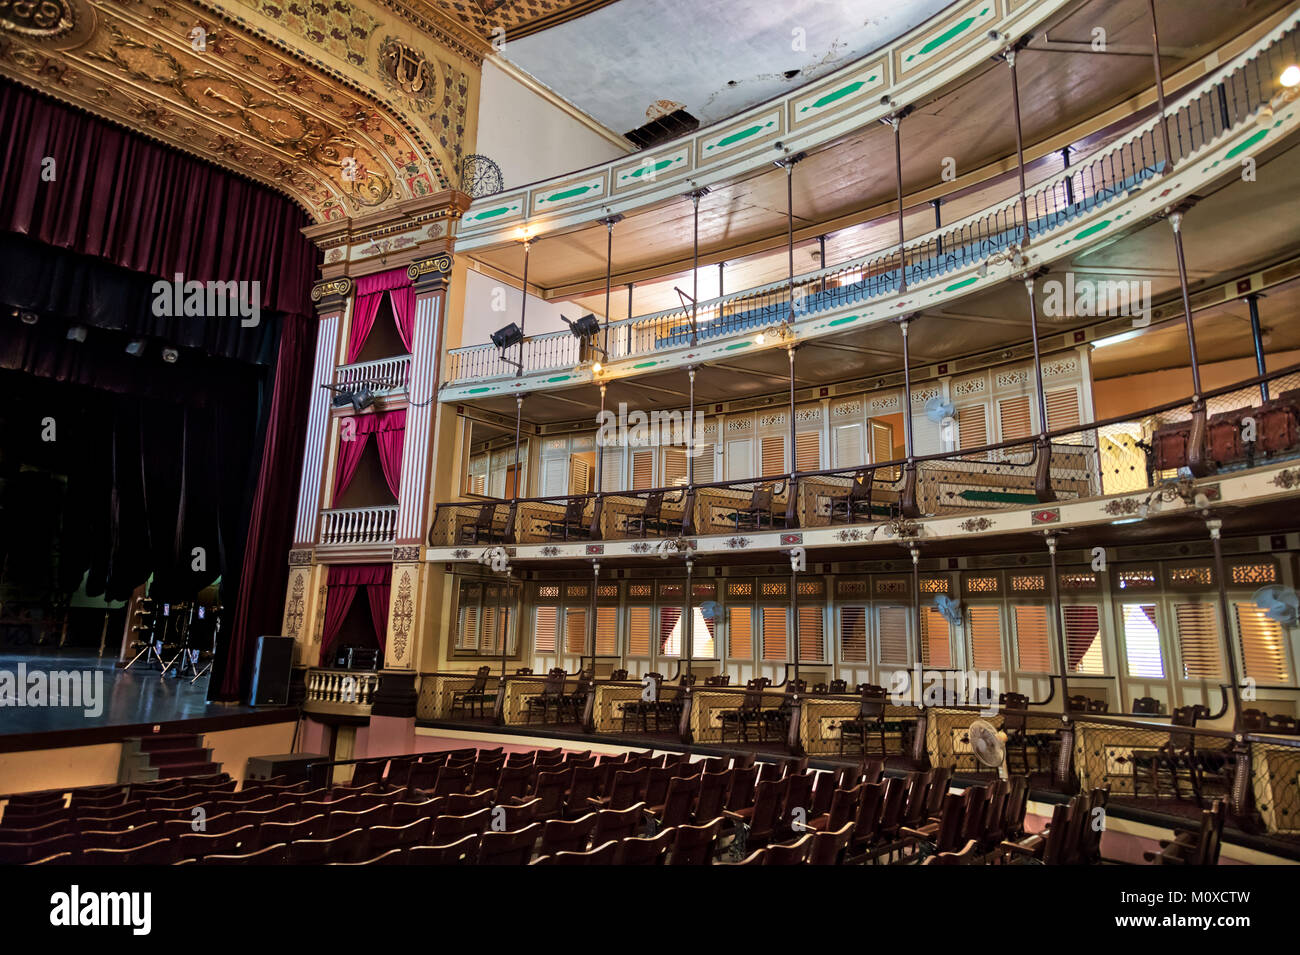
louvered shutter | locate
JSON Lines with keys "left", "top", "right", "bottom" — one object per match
{"left": 1063, "top": 605, "right": 1104, "bottom": 674}
{"left": 967, "top": 606, "right": 1003, "bottom": 670}
{"left": 1174, "top": 603, "right": 1223, "bottom": 679}
{"left": 762, "top": 607, "right": 787, "bottom": 660}
{"left": 877, "top": 607, "right": 910, "bottom": 665}
{"left": 1013, "top": 605, "right": 1051, "bottom": 672}
{"left": 729, "top": 606, "right": 754, "bottom": 659}
{"left": 534, "top": 606, "right": 558, "bottom": 653}
{"left": 1234, "top": 603, "right": 1291, "bottom": 683}
{"left": 840, "top": 606, "right": 868, "bottom": 663}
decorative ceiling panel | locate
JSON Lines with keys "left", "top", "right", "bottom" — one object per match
{"left": 409, "top": 0, "right": 618, "bottom": 42}
{"left": 0, "top": 0, "right": 478, "bottom": 222}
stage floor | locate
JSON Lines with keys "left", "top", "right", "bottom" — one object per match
{"left": 0, "top": 651, "right": 258, "bottom": 738}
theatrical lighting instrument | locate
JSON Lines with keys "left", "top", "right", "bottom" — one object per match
{"left": 561, "top": 312, "right": 601, "bottom": 340}
{"left": 162, "top": 347, "right": 180, "bottom": 363}
{"left": 125, "top": 339, "right": 148, "bottom": 356}
{"left": 66, "top": 325, "right": 88, "bottom": 342}
{"left": 490, "top": 322, "right": 523, "bottom": 350}
{"left": 20, "top": 310, "right": 38, "bottom": 325}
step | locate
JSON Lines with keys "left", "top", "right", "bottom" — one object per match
{"left": 135, "top": 734, "right": 204, "bottom": 753}
{"left": 145, "top": 747, "right": 212, "bottom": 767}
{"left": 155, "top": 761, "right": 221, "bottom": 779}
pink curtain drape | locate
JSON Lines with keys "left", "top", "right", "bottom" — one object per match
{"left": 320, "top": 564, "right": 392, "bottom": 664}
{"left": 374, "top": 408, "right": 406, "bottom": 499}
{"left": 389, "top": 284, "right": 417, "bottom": 352}
{"left": 347, "top": 268, "right": 415, "bottom": 363}
{"left": 333, "top": 409, "right": 406, "bottom": 500}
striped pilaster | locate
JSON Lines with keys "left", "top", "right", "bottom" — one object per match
{"left": 396, "top": 291, "right": 442, "bottom": 543}
{"left": 293, "top": 310, "right": 341, "bottom": 546}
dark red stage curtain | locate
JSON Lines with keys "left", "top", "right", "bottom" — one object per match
{"left": 319, "top": 564, "right": 392, "bottom": 665}
{"left": 0, "top": 81, "right": 321, "bottom": 703}
{"left": 0, "top": 82, "right": 316, "bottom": 317}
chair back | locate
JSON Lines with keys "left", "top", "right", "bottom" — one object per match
{"left": 665, "top": 817, "right": 721, "bottom": 865}
{"left": 607, "top": 767, "right": 648, "bottom": 810}
{"left": 592, "top": 802, "right": 646, "bottom": 844}
{"left": 642, "top": 491, "right": 663, "bottom": 520}
{"left": 659, "top": 775, "right": 701, "bottom": 828}
{"left": 1131, "top": 696, "right": 1164, "bottom": 715}
{"left": 808, "top": 822, "right": 855, "bottom": 865}
{"left": 857, "top": 684, "right": 887, "bottom": 720}
{"left": 617, "top": 828, "right": 672, "bottom": 865}
{"left": 763, "top": 832, "right": 813, "bottom": 865}
{"left": 541, "top": 814, "right": 597, "bottom": 855}
{"left": 828, "top": 679, "right": 848, "bottom": 694}
{"left": 705, "top": 675, "right": 731, "bottom": 686}
{"left": 473, "top": 503, "right": 496, "bottom": 530}
{"left": 725, "top": 765, "right": 758, "bottom": 811}
{"left": 750, "top": 484, "right": 773, "bottom": 510}
{"left": 478, "top": 821, "right": 538, "bottom": 867}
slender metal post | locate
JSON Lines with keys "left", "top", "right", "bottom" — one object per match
{"left": 1045, "top": 534, "right": 1071, "bottom": 706}
{"left": 516, "top": 239, "right": 531, "bottom": 376}
{"left": 691, "top": 190, "right": 702, "bottom": 346}
{"left": 791, "top": 562, "right": 800, "bottom": 684}
{"left": 687, "top": 367, "right": 697, "bottom": 490}
{"left": 788, "top": 346, "right": 797, "bottom": 473}
{"left": 589, "top": 560, "right": 599, "bottom": 670}
{"left": 1206, "top": 519, "right": 1245, "bottom": 732}
{"left": 892, "top": 115, "right": 907, "bottom": 293}
{"left": 909, "top": 544, "right": 922, "bottom": 698}
{"left": 718, "top": 261, "right": 725, "bottom": 299}
{"left": 1169, "top": 210, "right": 1210, "bottom": 475}
{"left": 511, "top": 395, "right": 523, "bottom": 496}
{"left": 1061, "top": 147, "right": 1075, "bottom": 205}
{"left": 899, "top": 318, "right": 920, "bottom": 517}
{"left": 930, "top": 201, "right": 942, "bottom": 256}
{"left": 1246, "top": 293, "right": 1269, "bottom": 402}
{"left": 1147, "top": 0, "right": 1176, "bottom": 171}
{"left": 594, "top": 383, "right": 607, "bottom": 493}
{"left": 627, "top": 283, "right": 634, "bottom": 322}
{"left": 1006, "top": 48, "right": 1032, "bottom": 246}
{"left": 684, "top": 557, "right": 694, "bottom": 678}
{"left": 599, "top": 214, "right": 622, "bottom": 360}
{"left": 501, "top": 567, "right": 511, "bottom": 687}
{"left": 786, "top": 161, "right": 796, "bottom": 320}
{"left": 818, "top": 235, "right": 827, "bottom": 292}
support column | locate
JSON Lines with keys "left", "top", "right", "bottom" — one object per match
{"left": 898, "top": 318, "right": 921, "bottom": 518}
{"left": 1246, "top": 293, "right": 1269, "bottom": 402}
{"left": 394, "top": 255, "right": 453, "bottom": 550}
{"left": 292, "top": 279, "right": 349, "bottom": 546}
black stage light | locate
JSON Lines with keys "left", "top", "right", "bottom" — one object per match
{"left": 563, "top": 313, "right": 601, "bottom": 340}
{"left": 350, "top": 387, "right": 375, "bottom": 413}
{"left": 491, "top": 323, "right": 523, "bottom": 350}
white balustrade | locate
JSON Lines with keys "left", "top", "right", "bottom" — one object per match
{"left": 319, "top": 505, "right": 398, "bottom": 546}
{"left": 335, "top": 355, "right": 411, "bottom": 396}
{"left": 305, "top": 668, "right": 381, "bottom": 708}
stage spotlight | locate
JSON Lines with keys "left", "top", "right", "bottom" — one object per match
{"left": 349, "top": 387, "right": 374, "bottom": 413}
{"left": 125, "top": 339, "right": 148, "bottom": 356}
{"left": 162, "top": 347, "right": 179, "bottom": 363}
{"left": 19, "top": 310, "right": 38, "bottom": 325}
{"left": 66, "top": 325, "right": 88, "bottom": 342}
{"left": 562, "top": 313, "right": 601, "bottom": 340}
{"left": 490, "top": 323, "right": 523, "bottom": 350}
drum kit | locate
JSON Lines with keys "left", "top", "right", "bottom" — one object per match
{"left": 125, "top": 596, "right": 220, "bottom": 682}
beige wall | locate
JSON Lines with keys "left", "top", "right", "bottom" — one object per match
{"left": 0, "top": 720, "right": 297, "bottom": 799}
{"left": 1092, "top": 350, "right": 1300, "bottom": 420}
{"left": 0, "top": 744, "right": 121, "bottom": 798}
{"left": 476, "top": 59, "right": 628, "bottom": 190}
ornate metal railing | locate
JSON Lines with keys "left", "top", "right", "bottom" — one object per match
{"left": 429, "top": 364, "right": 1300, "bottom": 547}
{"left": 442, "top": 23, "right": 1300, "bottom": 387}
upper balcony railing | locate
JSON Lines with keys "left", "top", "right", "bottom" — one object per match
{"left": 443, "top": 22, "right": 1299, "bottom": 389}
{"left": 335, "top": 355, "right": 411, "bottom": 397}
{"left": 320, "top": 505, "right": 398, "bottom": 547}
{"left": 429, "top": 364, "right": 1300, "bottom": 549}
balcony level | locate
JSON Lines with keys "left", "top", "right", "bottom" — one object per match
{"left": 442, "top": 12, "right": 1300, "bottom": 415}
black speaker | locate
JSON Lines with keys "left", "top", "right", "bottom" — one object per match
{"left": 249, "top": 636, "right": 295, "bottom": 706}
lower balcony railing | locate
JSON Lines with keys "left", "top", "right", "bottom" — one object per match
{"left": 304, "top": 667, "right": 382, "bottom": 716}
{"left": 430, "top": 365, "right": 1300, "bottom": 549}
{"left": 321, "top": 505, "right": 398, "bottom": 547}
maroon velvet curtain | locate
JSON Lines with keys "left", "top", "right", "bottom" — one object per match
{"left": 333, "top": 409, "right": 405, "bottom": 500}
{"left": 0, "top": 81, "right": 321, "bottom": 703}
{"left": 347, "top": 268, "right": 415, "bottom": 362}
{"left": 320, "top": 564, "right": 392, "bottom": 664}
{"left": 366, "top": 574, "right": 391, "bottom": 653}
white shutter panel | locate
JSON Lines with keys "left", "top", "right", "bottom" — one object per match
{"left": 833, "top": 423, "right": 864, "bottom": 468}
